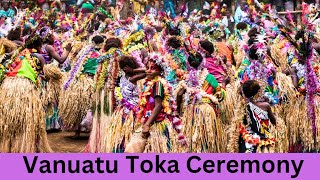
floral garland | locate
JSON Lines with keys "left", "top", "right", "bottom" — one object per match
{"left": 164, "top": 53, "right": 187, "bottom": 80}
{"left": 64, "top": 46, "right": 93, "bottom": 90}
{"left": 0, "top": 63, "right": 5, "bottom": 83}
{"left": 123, "top": 30, "right": 145, "bottom": 50}
{"left": 248, "top": 60, "right": 272, "bottom": 81}
{"left": 96, "top": 48, "right": 122, "bottom": 91}
{"left": 53, "top": 39, "right": 63, "bottom": 56}
{"left": 97, "top": 7, "right": 114, "bottom": 20}
{"left": 126, "top": 43, "right": 146, "bottom": 54}
{"left": 10, "top": 49, "right": 40, "bottom": 73}
{"left": 305, "top": 49, "right": 318, "bottom": 136}
{"left": 170, "top": 49, "right": 187, "bottom": 71}
{"left": 239, "top": 123, "right": 276, "bottom": 147}
{"left": 137, "top": 76, "right": 186, "bottom": 144}
{"left": 177, "top": 69, "right": 219, "bottom": 106}
{"left": 114, "top": 87, "right": 136, "bottom": 113}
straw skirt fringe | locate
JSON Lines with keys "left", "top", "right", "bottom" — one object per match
{"left": 41, "top": 64, "right": 65, "bottom": 130}
{"left": 220, "top": 81, "right": 241, "bottom": 125}
{"left": 58, "top": 75, "right": 94, "bottom": 129}
{"left": 104, "top": 107, "right": 135, "bottom": 153}
{"left": 126, "top": 120, "right": 174, "bottom": 153}
{"left": 86, "top": 89, "right": 112, "bottom": 152}
{"left": 269, "top": 116, "right": 289, "bottom": 153}
{"left": 0, "top": 77, "right": 52, "bottom": 152}
{"left": 182, "top": 103, "right": 226, "bottom": 153}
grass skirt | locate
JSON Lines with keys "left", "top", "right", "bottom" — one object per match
{"left": 270, "top": 44, "right": 288, "bottom": 70}
{"left": 0, "top": 77, "right": 52, "bottom": 152}
{"left": 220, "top": 81, "right": 241, "bottom": 125}
{"left": 227, "top": 102, "right": 285, "bottom": 153}
{"left": 59, "top": 75, "right": 94, "bottom": 130}
{"left": 104, "top": 107, "right": 135, "bottom": 153}
{"left": 125, "top": 120, "right": 174, "bottom": 153}
{"left": 85, "top": 89, "right": 111, "bottom": 152}
{"left": 41, "top": 64, "right": 65, "bottom": 130}
{"left": 182, "top": 103, "right": 227, "bottom": 153}
{"left": 282, "top": 97, "right": 314, "bottom": 151}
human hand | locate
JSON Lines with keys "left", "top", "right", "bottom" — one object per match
{"left": 141, "top": 124, "right": 150, "bottom": 139}
{"left": 65, "top": 43, "right": 72, "bottom": 52}
{"left": 123, "top": 66, "right": 133, "bottom": 74}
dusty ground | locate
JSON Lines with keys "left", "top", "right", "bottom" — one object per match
{"left": 47, "top": 131, "right": 90, "bottom": 153}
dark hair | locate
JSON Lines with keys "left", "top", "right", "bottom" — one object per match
{"left": 242, "top": 80, "right": 260, "bottom": 98}
{"left": 22, "top": 26, "right": 31, "bottom": 37}
{"left": 200, "top": 40, "right": 214, "bottom": 54}
{"left": 247, "top": 28, "right": 258, "bottom": 38}
{"left": 236, "top": 22, "right": 248, "bottom": 30}
{"left": 295, "top": 30, "right": 304, "bottom": 41}
{"left": 92, "top": 35, "right": 105, "bottom": 44}
{"left": 25, "top": 35, "right": 43, "bottom": 50}
{"left": 188, "top": 52, "right": 203, "bottom": 69}
{"left": 119, "top": 55, "right": 139, "bottom": 70}
{"left": 199, "top": 16, "right": 209, "bottom": 22}
{"left": 39, "top": 28, "right": 54, "bottom": 45}
{"left": 104, "top": 38, "right": 122, "bottom": 51}
{"left": 167, "top": 36, "right": 182, "bottom": 49}
{"left": 247, "top": 36, "right": 257, "bottom": 46}
{"left": 248, "top": 45, "right": 259, "bottom": 60}
{"left": 144, "top": 27, "right": 156, "bottom": 37}
{"left": 166, "top": 25, "right": 180, "bottom": 36}
{"left": 7, "top": 27, "right": 21, "bottom": 41}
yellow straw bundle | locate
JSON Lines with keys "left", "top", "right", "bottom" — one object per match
{"left": 0, "top": 77, "right": 52, "bottom": 152}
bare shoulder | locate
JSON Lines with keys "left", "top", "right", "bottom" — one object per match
{"left": 255, "top": 102, "right": 270, "bottom": 111}
{"left": 45, "top": 44, "right": 54, "bottom": 51}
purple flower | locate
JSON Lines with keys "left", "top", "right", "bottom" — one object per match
{"left": 149, "top": 97, "right": 154, "bottom": 104}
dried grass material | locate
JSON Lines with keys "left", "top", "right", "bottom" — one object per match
{"left": 68, "top": 41, "right": 85, "bottom": 65}
{"left": 0, "top": 38, "right": 18, "bottom": 54}
{"left": 283, "top": 97, "right": 314, "bottom": 151}
{"left": 275, "top": 72, "right": 297, "bottom": 122}
{"left": 270, "top": 44, "right": 288, "bottom": 70}
{"left": 58, "top": 75, "right": 94, "bottom": 129}
{"left": 104, "top": 107, "right": 135, "bottom": 152}
{"left": 0, "top": 77, "right": 52, "bottom": 152}
{"left": 276, "top": 72, "right": 296, "bottom": 99}
{"left": 220, "top": 80, "right": 241, "bottom": 125}
{"left": 227, "top": 100, "right": 245, "bottom": 153}
{"left": 42, "top": 64, "right": 64, "bottom": 106}
{"left": 234, "top": 50, "right": 245, "bottom": 69}
{"left": 86, "top": 89, "right": 113, "bottom": 153}
{"left": 269, "top": 116, "right": 289, "bottom": 153}
{"left": 126, "top": 120, "right": 174, "bottom": 153}
{"left": 182, "top": 103, "right": 226, "bottom": 153}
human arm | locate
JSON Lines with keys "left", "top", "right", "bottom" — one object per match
{"left": 176, "top": 88, "right": 186, "bottom": 115}
{"left": 32, "top": 53, "right": 45, "bottom": 70}
{"left": 290, "top": 67, "right": 299, "bottom": 89}
{"left": 267, "top": 104, "right": 276, "bottom": 126}
{"left": 129, "top": 72, "right": 146, "bottom": 84}
{"left": 141, "top": 96, "right": 163, "bottom": 138}
{"left": 123, "top": 66, "right": 146, "bottom": 74}
{"left": 45, "top": 43, "right": 72, "bottom": 64}
{"left": 141, "top": 81, "right": 164, "bottom": 138}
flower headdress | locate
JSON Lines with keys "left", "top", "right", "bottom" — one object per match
{"left": 123, "top": 30, "right": 146, "bottom": 53}
{"left": 277, "top": 11, "right": 319, "bottom": 135}
{"left": 251, "top": 33, "right": 268, "bottom": 60}
{"left": 97, "top": 7, "right": 114, "bottom": 20}
{"left": 37, "top": 26, "right": 52, "bottom": 40}
{"left": 147, "top": 52, "right": 170, "bottom": 73}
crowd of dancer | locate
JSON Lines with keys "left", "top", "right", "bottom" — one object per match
{"left": 0, "top": 0, "right": 320, "bottom": 153}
